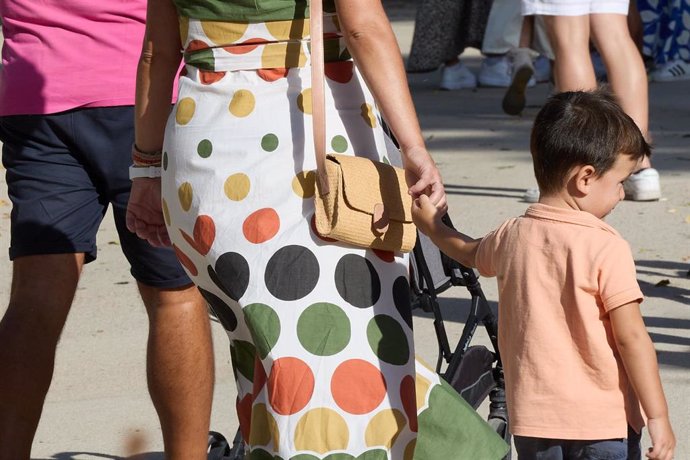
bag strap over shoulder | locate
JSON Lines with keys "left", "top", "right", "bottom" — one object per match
{"left": 310, "top": 0, "right": 329, "bottom": 195}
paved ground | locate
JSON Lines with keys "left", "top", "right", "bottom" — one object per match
{"left": 0, "top": 3, "right": 688, "bottom": 459}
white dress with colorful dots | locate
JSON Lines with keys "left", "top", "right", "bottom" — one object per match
{"left": 162, "top": 5, "right": 508, "bottom": 459}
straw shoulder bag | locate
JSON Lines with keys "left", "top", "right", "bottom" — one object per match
{"left": 310, "top": 1, "right": 416, "bottom": 253}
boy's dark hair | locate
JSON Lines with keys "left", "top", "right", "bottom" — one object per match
{"left": 530, "top": 88, "right": 651, "bottom": 195}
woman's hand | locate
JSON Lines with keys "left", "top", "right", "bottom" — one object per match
{"left": 126, "top": 178, "right": 171, "bottom": 248}
{"left": 402, "top": 145, "right": 447, "bottom": 213}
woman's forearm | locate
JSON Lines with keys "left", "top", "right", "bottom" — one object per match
{"left": 335, "top": 0, "right": 425, "bottom": 154}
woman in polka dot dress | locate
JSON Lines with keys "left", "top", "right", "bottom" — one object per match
{"left": 129, "top": 0, "right": 509, "bottom": 458}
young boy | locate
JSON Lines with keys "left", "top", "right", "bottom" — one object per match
{"left": 412, "top": 89, "right": 675, "bottom": 460}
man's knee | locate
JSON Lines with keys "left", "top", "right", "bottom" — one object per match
{"left": 138, "top": 283, "right": 206, "bottom": 314}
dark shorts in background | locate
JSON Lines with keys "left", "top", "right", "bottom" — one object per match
{"left": 0, "top": 106, "right": 191, "bottom": 289}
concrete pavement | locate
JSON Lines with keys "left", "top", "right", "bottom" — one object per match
{"left": 0, "top": 2, "right": 687, "bottom": 458}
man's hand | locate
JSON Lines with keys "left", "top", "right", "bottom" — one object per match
{"left": 126, "top": 177, "right": 171, "bottom": 247}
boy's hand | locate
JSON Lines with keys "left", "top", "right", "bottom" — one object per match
{"left": 412, "top": 194, "right": 444, "bottom": 236}
{"left": 646, "top": 416, "right": 675, "bottom": 460}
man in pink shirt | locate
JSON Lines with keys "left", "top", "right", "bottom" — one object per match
{"left": 412, "top": 89, "right": 675, "bottom": 459}
{"left": 0, "top": 1, "right": 213, "bottom": 458}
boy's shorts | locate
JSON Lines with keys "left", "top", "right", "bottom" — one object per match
{"left": 0, "top": 106, "right": 191, "bottom": 289}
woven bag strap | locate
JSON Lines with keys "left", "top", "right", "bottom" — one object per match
{"left": 309, "top": 0, "right": 329, "bottom": 194}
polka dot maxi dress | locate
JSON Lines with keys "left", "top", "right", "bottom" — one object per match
{"left": 163, "top": 3, "right": 508, "bottom": 459}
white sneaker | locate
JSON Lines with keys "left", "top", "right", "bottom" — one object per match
{"left": 479, "top": 55, "right": 537, "bottom": 88}
{"left": 651, "top": 59, "right": 690, "bottom": 82}
{"left": 440, "top": 61, "right": 477, "bottom": 90}
{"left": 523, "top": 187, "right": 539, "bottom": 203}
{"left": 502, "top": 48, "right": 536, "bottom": 115}
{"left": 624, "top": 168, "right": 661, "bottom": 201}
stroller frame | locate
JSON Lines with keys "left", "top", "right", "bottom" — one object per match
{"left": 409, "top": 216, "right": 510, "bottom": 455}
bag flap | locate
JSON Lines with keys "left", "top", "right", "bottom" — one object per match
{"left": 329, "top": 154, "right": 412, "bottom": 222}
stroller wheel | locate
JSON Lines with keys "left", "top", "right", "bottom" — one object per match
{"left": 207, "top": 431, "right": 231, "bottom": 459}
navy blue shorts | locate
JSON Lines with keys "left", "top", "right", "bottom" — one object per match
{"left": 514, "top": 425, "right": 642, "bottom": 460}
{"left": 0, "top": 106, "right": 191, "bottom": 289}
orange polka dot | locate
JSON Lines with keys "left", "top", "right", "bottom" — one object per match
{"left": 185, "top": 39, "right": 211, "bottom": 53}
{"left": 200, "top": 70, "right": 226, "bottom": 85}
{"left": 223, "top": 38, "right": 267, "bottom": 54}
{"left": 267, "top": 357, "right": 314, "bottom": 415}
{"left": 257, "top": 68, "right": 290, "bottom": 82}
{"left": 331, "top": 359, "right": 387, "bottom": 414}
{"left": 325, "top": 61, "right": 354, "bottom": 84}
{"left": 173, "top": 244, "right": 198, "bottom": 277}
{"left": 400, "top": 375, "right": 418, "bottom": 432}
{"left": 373, "top": 249, "right": 395, "bottom": 263}
{"left": 236, "top": 393, "right": 253, "bottom": 443}
{"left": 180, "top": 215, "right": 215, "bottom": 255}
{"left": 243, "top": 208, "right": 280, "bottom": 244}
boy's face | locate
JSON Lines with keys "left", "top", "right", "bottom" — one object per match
{"left": 582, "top": 154, "right": 640, "bottom": 219}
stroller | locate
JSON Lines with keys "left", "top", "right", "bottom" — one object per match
{"left": 207, "top": 218, "right": 511, "bottom": 459}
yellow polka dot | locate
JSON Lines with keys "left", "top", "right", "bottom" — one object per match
{"left": 265, "top": 19, "right": 309, "bottom": 40}
{"left": 200, "top": 20, "right": 248, "bottom": 46}
{"left": 229, "top": 90, "right": 255, "bottom": 118}
{"left": 297, "top": 88, "right": 312, "bottom": 115}
{"left": 162, "top": 199, "right": 171, "bottom": 226}
{"left": 224, "top": 173, "right": 251, "bottom": 201}
{"left": 360, "top": 103, "right": 377, "bottom": 128}
{"left": 294, "top": 408, "right": 349, "bottom": 454}
{"left": 291, "top": 171, "right": 315, "bottom": 198}
{"left": 415, "top": 373, "right": 432, "bottom": 410}
{"left": 176, "top": 98, "right": 196, "bottom": 125}
{"left": 248, "top": 403, "right": 280, "bottom": 450}
{"left": 365, "top": 409, "right": 406, "bottom": 448}
{"left": 178, "top": 16, "right": 189, "bottom": 46}
{"left": 178, "top": 182, "right": 193, "bottom": 212}
{"left": 404, "top": 439, "right": 416, "bottom": 460}
{"left": 261, "top": 42, "right": 307, "bottom": 70}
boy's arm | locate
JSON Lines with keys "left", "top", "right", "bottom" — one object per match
{"left": 412, "top": 195, "right": 482, "bottom": 268}
{"left": 609, "top": 302, "right": 675, "bottom": 460}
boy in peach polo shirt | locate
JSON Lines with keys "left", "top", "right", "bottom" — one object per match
{"left": 412, "top": 89, "right": 675, "bottom": 460}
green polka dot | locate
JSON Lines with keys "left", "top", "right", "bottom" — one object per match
{"left": 331, "top": 135, "right": 348, "bottom": 153}
{"left": 163, "top": 152, "right": 168, "bottom": 170}
{"left": 291, "top": 456, "right": 320, "bottom": 460}
{"left": 297, "top": 303, "right": 350, "bottom": 356}
{"left": 323, "top": 455, "right": 354, "bottom": 460}
{"left": 243, "top": 303, "right": 280, "bottom": 359}
{"left": 197, "top": 139, "right": 213, "bottom": 158}
{"left": 230, "top": 339, "right": 256, "bottom": 381}
{"left": 382, "top": 156, "right": 390, "bottom": 165}
{"left": 366, "top": 315, "right": 409, "bottom": 365}
{"left": 261, "top": 133, "right": 279, "bottom": 152}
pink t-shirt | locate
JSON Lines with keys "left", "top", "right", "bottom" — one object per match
{"left": 476, "top": 204, "right": 645, "bottom": 440}
{"left": 0, "top": 0, "right": 147, "bottom": 115}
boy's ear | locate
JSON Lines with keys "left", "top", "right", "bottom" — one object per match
{"left": 573, "top": 165, "right": 597, "bottom": 195}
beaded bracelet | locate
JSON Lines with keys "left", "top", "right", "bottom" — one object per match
{"left": 132, "top": 143, "right": 163, "bottom": 167}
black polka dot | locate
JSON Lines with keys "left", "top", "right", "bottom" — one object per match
{"left": 265, "top": 245, "right": 319, "bottom": 301}
{"left": 199, "top": 288, "right": 238, "bottom": 332}
{"left": 334, "top": 254, "right": 381, "bottom": 308}
{"left": 208, "top": 252, "right": 250, "bottom": 301}
{"left": 393, "top": 276, "right": 413, "bottom": 329}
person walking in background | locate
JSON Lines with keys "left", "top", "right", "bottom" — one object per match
{"left": 127, "top": 0, "right": 509, "bottom": 458}
{"left": 638, "top": 0, "right": 690, "bottom": 82}
{"left": 522, "top": 0, "right": 662, "bottom": 201}
{"left": 480, "top": 0, "right": 554, "bottom": 114}
{"left": 407, "top": 0, "right": 493, "bottom": 90}
{"left": 0, "top": 1, "right": 214, "bottom": 458}
{"left": 413, "top": 89, "right": 676, "bottom": 460}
